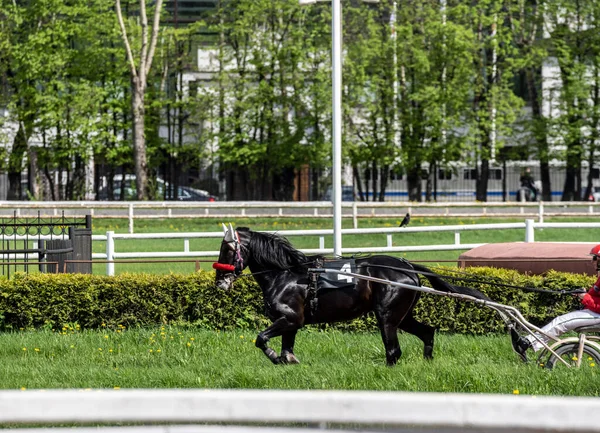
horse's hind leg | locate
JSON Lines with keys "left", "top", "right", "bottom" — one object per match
{"left": 280, "top": 330, "right": 300, "bottom": 364}
{"left": 399, "top": 313, "right": 435, "bottom": 360}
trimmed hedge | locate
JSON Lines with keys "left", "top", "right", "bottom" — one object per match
{"left": 0, "top": 268, "right": 592, "bottom": 334}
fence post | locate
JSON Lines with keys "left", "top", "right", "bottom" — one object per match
{"left": 525, "top": 219, "right": 535, "bottom": 243}
{"left": 352, "top": 202, "right": 358, "bottom": 229}
{"left": 454, "top": 232, "right": 461, "bottom": 245}
{"left": 538, "top": 201, "right": 544, "bottom": 223}
{"left": 128, "top": 204, "right": 134, "bottom": 234}
{"left": 106, "top": 231, "right": 115, "bottom": 276}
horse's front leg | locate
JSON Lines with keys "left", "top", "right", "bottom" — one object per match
{"left": 255, "top": 317, "right": 298, "bottom": 364}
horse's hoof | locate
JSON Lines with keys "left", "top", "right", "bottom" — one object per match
{"left": 283, "top": 353, "right": 300, "bottom": 364}
{"left": 424, "top": 346, "right": 434, "bottom": 360}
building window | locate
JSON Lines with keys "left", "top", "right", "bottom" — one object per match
{"left": 491, "top": 168, "right": 503, "bottom": 180}
{"left": 438, "top": 169, "right": 452, "bottom": 180}
{"left": 464, "top": 169, "right": 477, "bottom": 180}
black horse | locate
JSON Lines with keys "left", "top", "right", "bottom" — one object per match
{"left": 213, "top": 224, "right": 490, "bottom": 366}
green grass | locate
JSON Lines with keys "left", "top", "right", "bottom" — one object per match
{"left": 2, "top": 326, "right": 598, "bottom": 395}
{"left": 81, "top": 216, "right": 600, "bottom": 275}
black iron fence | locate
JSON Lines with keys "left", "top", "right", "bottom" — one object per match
{"left": 0, "top": 212, "right": 92, "bottom": 277}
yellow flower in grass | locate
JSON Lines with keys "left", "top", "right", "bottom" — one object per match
{"left": 114, "top": 387, "right": 121, "bottom": 390}
{"left": 34, "top": 348, "right": 40, "bottom": 352}
{"left": 591, "top": 363, "right": 596, "bottom": 367}
{"left": 186, "top": 342, "right": 191, "bottom": 347}
{"left": 240, "top": 335, "right": 244, "bottom": 339}
{"left": 22, "top": 347, "right": 26, "bottom": 351}
{"left": 513, "top": 390, "right": 520, "bottom": 395}
{"left": 572, "top": 356, "right": 578, "bottom": 361}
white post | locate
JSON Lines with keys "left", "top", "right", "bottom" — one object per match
{"left": 128, "top": 204, "right": 134, "bottom": 234}
{"left": 454, "top": 232, "right": 460, "bottom": 245}
{"left": 352, "top": 202, "right": 358, "bottom": 229}
{"left": 525, "top": 219, "right": 535, "bottom": 243}
{"left": 332, "top": 0, "right": 342, "bottom": 257}
{"left": 538, "top": 201, "right": 544, "bottom": 223}
{"left": 106, "top": 231, "right": 115, "bottom": 276}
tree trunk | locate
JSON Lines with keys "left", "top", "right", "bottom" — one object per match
{"left": 476, "top": 156, "right": 489, "bottom": 202}
{"left": 407, "top": 163, "right": 422, "bottom": 202}
{"left": 131, "top": 77, "right": 148, "bottom": 200}
{"left": 525, "top": 66, "right": 552, "bottom": 201}
{"left": 8, "top": 123, "right": 29, "bottom": 200}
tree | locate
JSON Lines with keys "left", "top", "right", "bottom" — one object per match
{"left": 214, "top": 0, "right": 317, "bottom": 200}
{"left": 506, "top": 0, "right": 553, "bottom": 201}
{"left": 545, "top": 0, "right": 600, "bottom": 201}
{"left": 115, "top": 0, "right": 164, "bottom": 200}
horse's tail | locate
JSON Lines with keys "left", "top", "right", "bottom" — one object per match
{"left": 409, "top": 262, "right": 491, "bottom": 301}
{"left": 410, "top": 262, "right": 515, "bottom": 329}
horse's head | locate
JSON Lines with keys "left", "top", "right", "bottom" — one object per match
{"left": 213, "top": 223, "right": 246, "bottom": 291}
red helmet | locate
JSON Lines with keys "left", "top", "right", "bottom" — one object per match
{"left": 590, "top": 245, "right": 600, "bottom": 257}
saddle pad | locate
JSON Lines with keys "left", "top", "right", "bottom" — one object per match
{"left": 317, "top": 259, "right": 357, "bottom": 290}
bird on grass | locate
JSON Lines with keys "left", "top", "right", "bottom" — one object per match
{"left": 399, "top": 213, "right": 411, "bottom": 228}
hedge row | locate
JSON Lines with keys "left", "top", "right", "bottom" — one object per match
{"left": 0, "top": 268, "right": 592, "bottom": 334}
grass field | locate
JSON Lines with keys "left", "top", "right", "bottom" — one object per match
{"left": 3, "top": 216, "right": 599, "bottom": 395}
{"left": 83, "top": 216, "right": 600, "bottom": 275}
{"left": 2, "top": 326, "right": 598, "bottom": 395}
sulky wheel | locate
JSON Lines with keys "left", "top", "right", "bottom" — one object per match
{"left": 544, "top": 342, "right": 600, "bottom": 370}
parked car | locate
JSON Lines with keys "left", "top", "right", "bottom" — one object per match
{"left": 97, "top": 175, "right": 217, "bottom": 201}
{"left": 321, "top": 185, "right": 356, "bottom": 202}
{"left": 176, "top": 186, "right": 217, "bottom": 202}
{"left": 589, "top": 186, "right": 600, "bottom": 202}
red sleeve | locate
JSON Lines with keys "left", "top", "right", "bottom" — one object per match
{"left": 582, "top": 289, "right": 600, "bottom": 314}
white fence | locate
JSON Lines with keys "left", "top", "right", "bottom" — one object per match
{"left": 4, "top": 200, "right": 600, "bottom": 233}
{"left": 2, "top": 389, "right": 599, "bottom": 432}
{"left": 92, "top": 219, "right": 600, "bottom": 275}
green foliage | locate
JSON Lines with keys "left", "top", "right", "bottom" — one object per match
{"left": 0, "top": 267, "right": 593, "bottom": 335}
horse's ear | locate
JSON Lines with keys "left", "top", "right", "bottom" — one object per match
{"left": 221, "top": 223, "right": 227, "bottom": 235}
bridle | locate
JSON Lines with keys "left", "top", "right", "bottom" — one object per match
{"left": 213, "top": 224, "right": 244, "bottom": 276}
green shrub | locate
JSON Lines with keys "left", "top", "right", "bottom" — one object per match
{"left": 0, "top": 267, "right": 592, "bottom": 334}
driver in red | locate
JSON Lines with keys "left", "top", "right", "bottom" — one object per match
{"left": 511, "top": 244, "right": 600, "bottom": 362}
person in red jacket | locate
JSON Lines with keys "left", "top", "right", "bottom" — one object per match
{"left": 511, "top": 244, "right": 600, "bottom": 362}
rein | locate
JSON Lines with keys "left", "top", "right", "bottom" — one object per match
{"left": 357, "top": 263, "right": 587, "bottom": 295}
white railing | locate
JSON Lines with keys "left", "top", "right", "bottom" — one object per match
{"left": 92, "top": 219, "right": 600, "bottom": 275}
{"left": 1, "top": 389, "right": 599, "bottom": 432}
{"left": 3, "top": 200, "right": 600, "bottom": 233}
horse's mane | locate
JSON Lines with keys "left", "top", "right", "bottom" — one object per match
{"left": 238, "top": 227, "right": 311, "bottom": 270}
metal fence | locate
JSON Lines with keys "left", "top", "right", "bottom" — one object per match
{"left": 1, "top": 200, "right": 600, "bottom": 234}
{"left": 0, "top": 212, "right": 92, "bottom": 276}
{"left": 92, "top": 219, "right": 599, "bottom": 275}
{"left": 1, "top": 388, "right": 599, "bottom": 432}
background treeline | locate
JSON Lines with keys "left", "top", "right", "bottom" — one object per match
{"left": 0, "top": 0, "right": 599, "bottom": 201}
